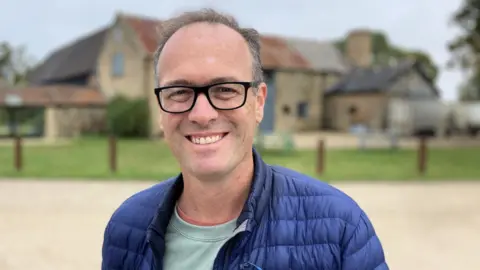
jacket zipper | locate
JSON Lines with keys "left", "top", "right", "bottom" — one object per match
{"left": 223, "top": 242, "right": 232, "bottom": 270}
{"left": 147, "top": 228, "right": 163, "bottom": 270}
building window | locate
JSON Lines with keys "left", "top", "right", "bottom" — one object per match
{"left": 297, "top": 102, "right": 308, "bottom": 118}
{"left": 111, "top": 52, "right": 124, "bottom": 77}
{"left": 348, "top": 105, "right": 358, "bottom": 115}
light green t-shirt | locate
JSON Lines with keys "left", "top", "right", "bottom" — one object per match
{"left": 163, "top": 206, "right": 238, "bottom": 270}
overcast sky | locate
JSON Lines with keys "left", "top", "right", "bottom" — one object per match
{"left": 0, "top": 0, "right": 466, "bottom": 101}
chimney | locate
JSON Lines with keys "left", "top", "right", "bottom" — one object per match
{"left": 345, "top": 29, "right": 372, "bottom": 68}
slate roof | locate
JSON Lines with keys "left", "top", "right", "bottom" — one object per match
{"left": 27, "top": 27, "right": 108, "bottom": 85}
{"left": 0, "top": 85, "right": 107, "bottom": 107}
{"left": 325, "top": 59, "right": 438, "bottom": 95}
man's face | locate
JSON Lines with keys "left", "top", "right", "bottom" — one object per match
{"left": 156, "top": 22, "right": 266, "bottom": 179}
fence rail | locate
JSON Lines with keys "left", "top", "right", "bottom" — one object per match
{"left": 8, "top": 136, "right": 431, "bottom": 176}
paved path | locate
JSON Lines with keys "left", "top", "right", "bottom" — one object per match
{"left": 0, "top": 180, "right": 479, "bottom": 270}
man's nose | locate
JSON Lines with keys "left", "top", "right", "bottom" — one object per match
{"left": 187, "top": 94, "right": 218, "bottom": 126}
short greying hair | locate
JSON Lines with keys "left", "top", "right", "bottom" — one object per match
{"left": 153, "top": 8, "right": 264, "bottom": 88}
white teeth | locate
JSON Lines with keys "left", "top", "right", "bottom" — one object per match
{"left": 191, "top": 135, "right": 223, "bottom": 145}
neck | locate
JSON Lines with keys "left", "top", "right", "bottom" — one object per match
{"left": 177, "top": 151, "right": 254, "bottom": 225}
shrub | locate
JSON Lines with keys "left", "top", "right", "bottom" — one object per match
{"left": 106, "top": 96, "right": 150, "bottom": 138}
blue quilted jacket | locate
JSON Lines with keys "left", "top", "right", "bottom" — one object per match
{"left": 102, "top": 149, "right": 388, "bottom": 269}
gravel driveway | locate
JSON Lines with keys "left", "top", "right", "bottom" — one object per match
{"left": 0, "top": 179, "right": 479, "bottom": 270}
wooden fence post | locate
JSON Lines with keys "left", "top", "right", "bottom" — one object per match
{"left": 418, "top": 136, "right": 427, "bottom": 175}
{"left": 316, "top": 139, "right": 325, "bottom": 175}
{"left": 14, "top": 136, "right": 22, "bottom": 171}
{"left": 109, "top": 135, "right": 117, "bottom": 173}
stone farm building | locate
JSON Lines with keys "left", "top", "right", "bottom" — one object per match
{"left": 0, "top": 12, "right": 443, "bottom": 139}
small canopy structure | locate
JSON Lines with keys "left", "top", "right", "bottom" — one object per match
{"left": 0, "top": 85, "right": 107, "bottom": 138}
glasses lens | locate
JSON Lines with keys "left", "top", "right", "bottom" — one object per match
{"left": 159, "top": 87, "right": 195, "bottom": 112}
{"left": 208, "top": 83, "right": 246, "bottom": 109}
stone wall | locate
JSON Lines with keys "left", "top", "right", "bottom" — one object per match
{"left": 96, "top": 18, "right": 162, "bottom": 137}
{"left": 44, "top": 107, "right": 107, "bottom": 140}
{"left": 273, "top": 71, "right": 341, "bottom": 132}
{"left": 324, "top": 92, "right": 388, "bottom": 132}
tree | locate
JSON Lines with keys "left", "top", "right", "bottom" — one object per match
{"left": 447, "top": 0, "right": 480, "bottom": 100}
{"left": 457, "top": 72, "right": 480, "bottom": 101}
{"left": 334, "top": 31, "right": 439, "bottom": 82}
{"left": 406, "top": 50, "right": 438, "bottom": 81}
{"left": 0, "top": 41, "right": 36, "bottom": 86}
{"left": 370, "top": 32, "right": 391, "bottom": 65}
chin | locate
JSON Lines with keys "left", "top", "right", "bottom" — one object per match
{"left": 188, "top": 161, "right": 231, "bottom": 179}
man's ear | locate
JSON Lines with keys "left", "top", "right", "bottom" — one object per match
{"left": 255, "top": 82, "right": 267, "bottom": 124}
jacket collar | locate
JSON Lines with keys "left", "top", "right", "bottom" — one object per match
{"left": 147, "top": 147, "right": 272, "bottom": 241}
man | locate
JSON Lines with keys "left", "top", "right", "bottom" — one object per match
{"left": 101, "top": 8, "right": 388, "bottom": 270}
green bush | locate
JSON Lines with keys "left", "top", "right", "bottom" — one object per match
{"left": 106, "top": 96, "right": 150, "bottom": 138}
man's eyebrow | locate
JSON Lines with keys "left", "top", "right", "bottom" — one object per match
{"left": 161, "top": 79, "right": 194, "bottom": 87}
{"left": 208, "top": 76, "right": 240, "bottom": 84}
{"left": 161, "top": 76, "right": 242, "bottom": 87}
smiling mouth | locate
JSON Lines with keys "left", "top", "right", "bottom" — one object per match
{"left": 186, "top": 133, "right": 229, "bottom": 145}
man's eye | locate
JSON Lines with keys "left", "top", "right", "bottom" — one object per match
{"left": 166, "top": 88, "right": 193, "bottom": 101}
{"left": 169, "top": 90, "right": 190, "bottom": 97}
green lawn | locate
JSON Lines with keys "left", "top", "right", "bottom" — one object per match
{"left": 0, "top": 137, "right": 479, "bottom": 181}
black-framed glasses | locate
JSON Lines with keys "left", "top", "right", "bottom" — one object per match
{"left": 154, "top": 81, "right": 257, "bottom": 114}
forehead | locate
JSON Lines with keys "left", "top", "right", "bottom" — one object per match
{"left": 157, "top": 22, "right": 253, "bottom": 86}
